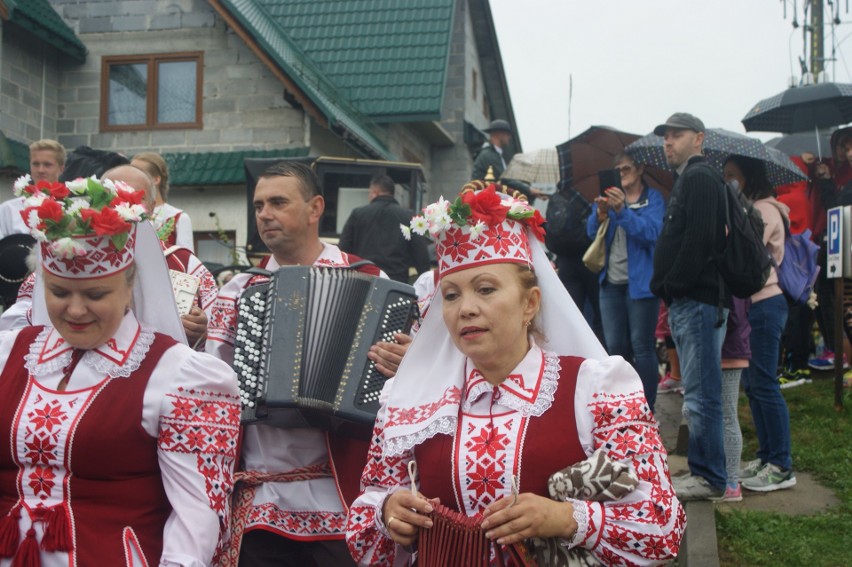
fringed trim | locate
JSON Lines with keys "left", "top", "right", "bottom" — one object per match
{"left": 41, "top": 503, "right": 73, "bottom": 552}
{"left": 15, "top": 527, "right": 40, "bottom": 567}
{"left": 384, "top": 415, "right": 457, "bottom": 457}
{"left": 26, "top": 326, "right": 156, "bottom": 379}
{"left": 0, "top": 503, "right": 21, "bottom": 557}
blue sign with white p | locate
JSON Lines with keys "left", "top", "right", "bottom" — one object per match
{"left": 828, "top": 207, "right": 841, "bottom": 256}
{"left": 827, "top": 207, "right": 844, "bottom": 278}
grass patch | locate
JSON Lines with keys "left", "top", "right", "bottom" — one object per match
{"left": 716, "top": 377, "right": 852, "bottom": 566}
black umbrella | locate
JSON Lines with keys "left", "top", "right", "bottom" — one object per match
{"left": 766, "top": 131, "right": 832, "bottom": 158}
{"left": 742, "top": 82, "right": 852, "bottom": 133}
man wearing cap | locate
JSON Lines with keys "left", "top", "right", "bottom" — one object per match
{"left": 472, "top": 119, "right": 544, "bottom": 201}
{"left": 650, "top": 112, "right": 729, "bottom": 501}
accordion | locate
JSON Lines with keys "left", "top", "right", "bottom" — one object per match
{"left": 233, "top": 266, "right": 418, "bottom": 437}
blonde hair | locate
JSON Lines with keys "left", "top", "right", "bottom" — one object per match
{"left": 514, "top": 264, "right": 544, "bottom": 342}
{"left": 29, "top": 139, "right": 66, "bottom": 166}
{"left": 132, "top": 152, "right": 170, "bottom": 201}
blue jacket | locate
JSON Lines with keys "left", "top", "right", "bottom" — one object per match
{"left": 586, "top": 186, "right": 665, "bottom": 300}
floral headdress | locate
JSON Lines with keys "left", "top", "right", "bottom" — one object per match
{"left": 402, "top": 181, "right": 545, "bottom": 277}
{"left": 15, "top": 174, "right": 148, "bottom": 279}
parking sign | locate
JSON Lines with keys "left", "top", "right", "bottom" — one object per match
{"left": 827, "top": 207, "right": 844, "bottom": 278}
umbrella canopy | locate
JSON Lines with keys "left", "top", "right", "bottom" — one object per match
{"left": 556, "top": 126, "right": 673, "bottom": 202}
{"left": 502, "top": 147, "right": 559, "bottom": 185}
{"left": 742, "top": 82, "right": 852, "bottom": 133}
{"left": 625, "top": 128, "right": 809, "bottom": 187}
{"left": 766, "top": 131, "right": 832, "bottom": 158}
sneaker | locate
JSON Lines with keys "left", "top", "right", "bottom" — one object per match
{"left": 715, "top": 484, "right": 743, "bottom": 502}
{"left": 778, "top": 374, "right": 813, "bottom": 390}
{"left": 808, "top": 351, "right": 850, "bottom": 370}
{"left": 673, "top": 474, "right": 725, "bottom": 501}
{"left": 808, "top": 350, "right": 835, "bottom": 370}
{"left": 739, "top": 458, "right": 764, "bottom": 480}
{"left": 741, "top": 463, "right": 797, "bottom": 492}
{"left": 658, "top": 373, "right": 682, "bottom": 393}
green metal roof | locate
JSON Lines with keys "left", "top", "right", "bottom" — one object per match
{"left": 0, "top": 136, "right": 30, "bottom": 172}
{"left": 255, "top": 0, "right": 453, "bottom": 121}
{"left": 9, "top": 0, "right": 87, "bottom": 64}
{"left": 162, "top": 147, "right": 309, "bottom": 186}
{"left": 212, "top": 0, "right": 395, "bottom": 161}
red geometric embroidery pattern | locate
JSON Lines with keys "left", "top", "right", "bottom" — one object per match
{"left": 246, "top": 504, "right": 346, "bottom": 537}
{"left": 346, "top": 505, "right": 395, "bottom": 565}
{"left": 385, "top": 385, "right": 461, "bottom": 427}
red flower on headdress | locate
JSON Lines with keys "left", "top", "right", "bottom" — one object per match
{"left": 80, "top": 206, "right": 132, "bottom": 237}
{"left": 525, "top": 209, "right": 546, "bottom": 242}
{"left": 36, "top": 199, "right": 64, "bottom": 225}
{"left": 461, "top": 185, "right": 507, "bottom": 226}
{"left": 111, "top": 188, "right": 145, "bottom": 207}
{"left": 36, "top": 180, "right": 70, "bottom": 200}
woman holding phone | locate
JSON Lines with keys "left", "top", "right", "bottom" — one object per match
{"left": 587, "top": 153, "right": 665, "bottom": 411}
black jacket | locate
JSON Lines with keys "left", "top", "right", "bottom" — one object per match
{"left": 651, "top": 156, "right": 729, "bottom": 307}
{"left": 338, "top": 195, "right": 431, "bottom": 283}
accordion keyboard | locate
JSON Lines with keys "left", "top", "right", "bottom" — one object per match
{"left": 233, "top": 284, "right": 269, "bottom": 410}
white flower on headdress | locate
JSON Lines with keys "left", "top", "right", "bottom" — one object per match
{"left": 51, "top": 237, "right": 87, "bottom": 259}
{"left": 65, "top": 177, "right": 89, "bottom": 195}
{"left": 423, "top": 197, "right": 449, "bottom": 222}
{"left": 23, "top": 192, "right": 47, "bottom": 208}
{"left": 400, "top": 223, "right": 412, "bottom": 240}
{"left": 112, "top": 180, "right": 134, "bottom": 193}
{"left": 429, "top": 213, "right": 452, "bottom": 236}
{"left": 115, "top": 203, "right": 146, "bottom": 222}
{"left": 410, "top": 215, "right": 428, "bottom": 236}
{"left": 13, "top": 174, "right": 32, "bottom": 196}
{"left": 25, "top": 209, "right": 41, "bottom": 230}
{"left": 66, "top": 198, "right": 91, "bottom": 216}
{"left": 468, "top": 220, "right": 487, "bottom": 241}
{"left": 508, "top": 200, "right": 530, "bottom": 216}
{"left": 101, "top": 178, "right": 117, "bottom": 194}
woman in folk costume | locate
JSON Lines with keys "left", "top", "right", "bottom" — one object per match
{"left": 345, "top": 182, "right": 684, "bottom": 566}
{"left": 0, "top": 177, "right": 241, "bottom": 566}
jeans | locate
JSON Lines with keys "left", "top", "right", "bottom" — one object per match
{"left": 669, "top": 298, "right": 728, "bottom": 490}
{"left": 599, "top": 282, "right": 660, "bottom": 411}
{"left": 742, "top": 293, "right": 792, "bottom": 470}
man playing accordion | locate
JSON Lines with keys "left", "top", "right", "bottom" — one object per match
{"left": 207, "top": 162, "right": 409, "bottom": 566}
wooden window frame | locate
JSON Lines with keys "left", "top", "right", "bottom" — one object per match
{"left": 100, "top": 52, "right": 203, "bottom": 132}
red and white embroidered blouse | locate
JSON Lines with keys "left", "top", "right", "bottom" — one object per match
{"left": 345, "top": 345, "right": 685, "bottom": 566}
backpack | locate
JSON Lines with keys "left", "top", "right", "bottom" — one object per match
{"left": 544, "top": 188, "right": 592, "bottom": 256}
{"left": 772, "top": 225, "right": 820, "bottom": 304}
{"left": 713, "top": 170, "right": 773, "bottom": 298}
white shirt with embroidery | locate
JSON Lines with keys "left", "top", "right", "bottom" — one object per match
{"left": 0, "top": 313, "right": 241, "bottom": 567}
{"left": 152, "top": 203, "right": 194, "bottom": 252}
{"left": 345, "top": 346, "right": 685, "bottom": 566}
{"left": 206, "top": 243, "right": 384, "bottom": 540}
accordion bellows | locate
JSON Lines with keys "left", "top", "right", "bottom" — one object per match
{"left": 233, "top": 266, "right": 418, "bottom": 437}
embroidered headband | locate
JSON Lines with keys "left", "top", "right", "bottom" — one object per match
{"left": 15, "top": 174, "right": 148, "bottom": 279}
{"left": 402, "top": 181, "right": 545, "bottom": 278}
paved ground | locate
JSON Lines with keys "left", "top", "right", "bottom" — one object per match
{"left": 656, "top": 388, "right": 840, "bottom": 516}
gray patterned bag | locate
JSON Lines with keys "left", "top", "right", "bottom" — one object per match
{"left": 529, "top": 448, "right": 639, "bottom": 566}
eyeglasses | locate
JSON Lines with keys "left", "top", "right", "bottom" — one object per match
{"left": 615, "top": 165, "right": 635, "bottom": 174}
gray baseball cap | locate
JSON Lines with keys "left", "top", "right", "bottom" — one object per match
{"left": 483, "top": 119, "right": 512, "bottom": 134}
{"left": 653, "top": 113, "right": 706, "bottom": 136}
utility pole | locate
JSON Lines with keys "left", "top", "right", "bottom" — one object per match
{"left": 811, "top": 0, "right": 825, "bottom": 81}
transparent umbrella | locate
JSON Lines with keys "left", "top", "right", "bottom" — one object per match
{"left": 503, "top": 147, "right": 560, "bottom": 185}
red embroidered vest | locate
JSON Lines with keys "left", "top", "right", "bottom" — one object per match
{"left": 414, "top": 356, "right": 587, "bottom": 512}
{"left": 0, "top": 326, "right": 177, "bottom": 566}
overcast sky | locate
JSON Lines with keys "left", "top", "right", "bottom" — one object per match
{"left": 490, "top": 0, "right": 852, "bottom": 150}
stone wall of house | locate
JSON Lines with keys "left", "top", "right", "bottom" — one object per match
{"left": 0, "top": 25, "right": 64, "bottom": 146}
{"left": 49, "top": 0, "right": 308, "bottom": 156}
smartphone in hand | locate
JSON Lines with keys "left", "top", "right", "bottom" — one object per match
{"left": 598, "top": 169, "right": 623, "bottom": 196}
